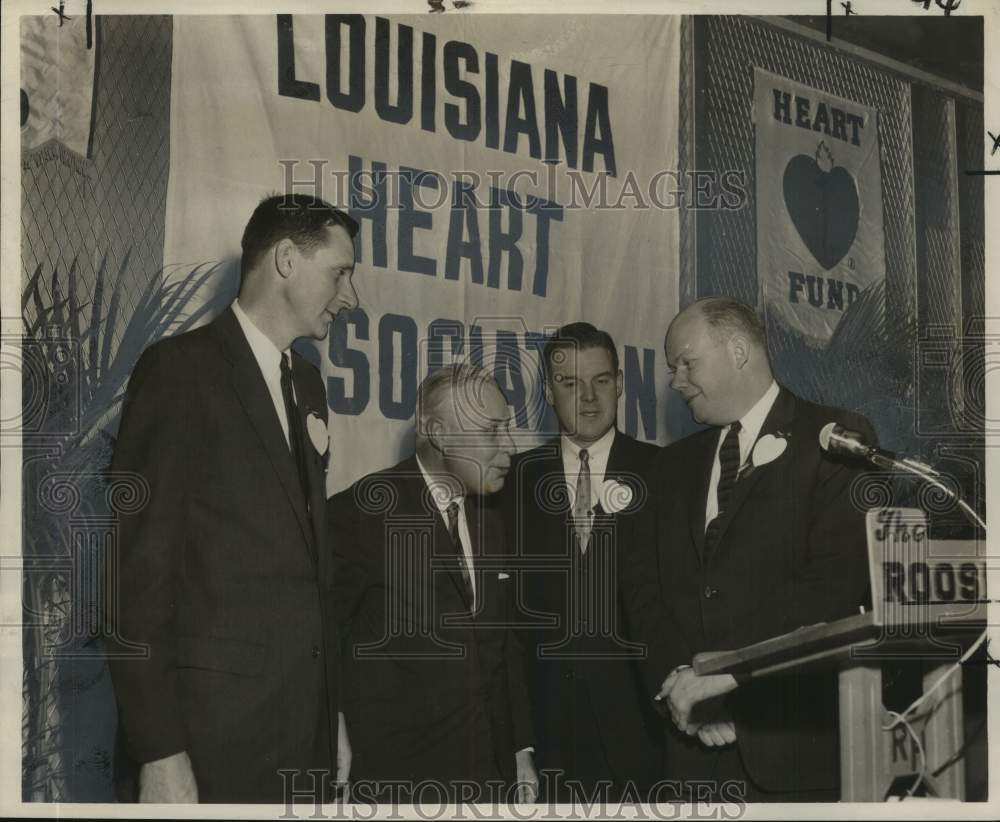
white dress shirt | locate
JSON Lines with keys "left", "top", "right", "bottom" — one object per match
{"left": 232, "top": 299, "right": 292, "bottom": 448}
{"left": 560, "top": 426, "right": 616, "bottom": 511}
{"left": 705, "top": 380, "right": 780, "bottom": 529}
{"left": 416, "top": 455, "right": 477, "bottom": 609}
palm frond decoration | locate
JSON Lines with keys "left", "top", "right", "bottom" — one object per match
{"left": 765, "top": 280, "right": 917, "bottom": 453}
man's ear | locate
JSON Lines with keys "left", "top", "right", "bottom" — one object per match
{"left": 273, "top": 238, "right": 296, "bottom": 280}
{"left": 615, "top": 369, "right": 624, "bottom": 398}
{"left": 729, "top": 334, "right": 750, "bottom": 370}
{"left": 426, "top": 417, "right": 447, "bottom": 455}
{"left": 543, "top": 378, "right": 555, "bottom": 407}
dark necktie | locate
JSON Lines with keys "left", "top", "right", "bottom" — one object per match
{"left": 280, "top": 353, "right": 310, "bottom": 504}
{"left": 573, "top": 448, "right": 593, "bottom": 552}
{"left": 704, "top": 421, "right": 742, "bottom": 554}
{"left": 446, "top": 500, "right": 475, "bottom": 606}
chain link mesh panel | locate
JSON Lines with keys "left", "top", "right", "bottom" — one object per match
{"left": 22, "top": 16, "right": 172, "bottom": 348}
{"left": 956, "top": 101, "right": 985, "bottom": 327}
{"left": 913, "top": 85, "right": 962, "bottom": 436}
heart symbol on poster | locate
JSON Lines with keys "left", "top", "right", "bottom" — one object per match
{"left": 782, "top": 141, "right": 860, "bottom": 271}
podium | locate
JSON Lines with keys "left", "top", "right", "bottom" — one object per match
{"left": 692, "top": 508, "right": 985, "bottom": 802}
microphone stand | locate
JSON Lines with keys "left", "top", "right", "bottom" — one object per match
{"left": 858, "top": 447, "right": 986, "bottom": 533}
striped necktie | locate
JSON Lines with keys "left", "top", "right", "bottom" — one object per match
{"left": 573, "top": 448, "right": 593, "bottom": 552}
{"left": 704, "top": 421, "right": 741, "bottom": 555}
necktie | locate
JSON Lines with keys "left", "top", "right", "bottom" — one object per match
{"left": 445, "top": 501, "right": 475, "bottom": 606}
{"left": 704, "top": 421, "right": 742, "bottom": 555}
{"left": 573, "top": 448, "right": 593, "bottom": 552}
{"left": 280, "top": 353, "right": 310, "bottom": 504}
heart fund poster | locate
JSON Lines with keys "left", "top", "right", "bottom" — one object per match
{"left": 754, "top": 69, "right": 886, "bottom": 345}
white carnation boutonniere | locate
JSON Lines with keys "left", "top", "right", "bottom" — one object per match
{"left": 599, "top": 478, "right": 634, "bottom": 514}
{"left": 749, "top": 433, "right": 788, "bottom": 471}
{"left": 305, "top": 412, "right": 330, "bottom": 457}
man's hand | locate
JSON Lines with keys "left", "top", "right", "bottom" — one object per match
{"left": 695, "top": 719, "right": 737, "bottom": 747}
{"left": 514, "top": 748, "right": 539, "bottom": 805}
{"left": 138, "top": 751, "right": 198, "bottom": 803}
{"left": 657, "top": 668, "right": 738, "bottom": 733}
{"left": 336, "top": 711, "right": 352, "bottom": 790}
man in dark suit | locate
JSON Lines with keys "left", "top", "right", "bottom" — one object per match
{"left": 506, "top": 323, "right": 663, "bottom": 801}
{"left": 107, "top": 195, "right": 359, "bottom": 803}
{"left": 329, "top": 363, "right": 538, "bottom": 805}
{"left": 622, "top": 297, "right": 874, "bottom": 802}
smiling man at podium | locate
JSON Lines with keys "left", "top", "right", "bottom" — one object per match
{"left": 621, "top": 297, "right": 875, "bottom": 802}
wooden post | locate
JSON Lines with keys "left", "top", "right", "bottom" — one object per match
{"left": 839, "top": 664, "right": 884, "bottom": 801}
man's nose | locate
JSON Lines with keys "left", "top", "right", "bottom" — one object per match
{"left": 669, "top": 370, "right": 686, "bottom": 392}
{"left": 339, "top": 278, "right": 359, "bottom": 311}
{"left": 501, "top": 427, "right": 517, "bottom": 455}
{"left": 580, "top": 381, "right": 596, "bottom": 402}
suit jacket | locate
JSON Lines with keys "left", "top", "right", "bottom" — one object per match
{"left": 621, "top": 387, "right": 874, "bottom": 794}
{"left": 107, "top": 308, "right": 339, "bottom": 802}
{"left": 508, "top": 431, "right": 664, "bottom": 794}
{"left": 328, "top": 457, "right": 533, "bottom": 798}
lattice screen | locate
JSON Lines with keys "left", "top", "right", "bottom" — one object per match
{"left": 21, "top": 15, "right": 173, "bottom": 344}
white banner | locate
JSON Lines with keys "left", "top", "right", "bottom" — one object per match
{"left": 754, "top": 68, "right": 886, "bottom": 345}
{"left": 165, "top": 14, "right": 680, "bottom": 493}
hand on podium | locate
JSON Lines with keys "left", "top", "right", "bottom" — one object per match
{"left": 656, "top": 667, "right": 738, "bottom": 733}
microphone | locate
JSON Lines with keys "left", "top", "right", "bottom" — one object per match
{"left": 819, "top": 422, "right": 987, "bottom": 532}
{"left": 818, "top": 423, "right": 898, "bottom": 470}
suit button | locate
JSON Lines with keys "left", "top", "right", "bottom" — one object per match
{"left": 311, "top": 645, "right": 321, "bottom": 658}
{"left": 704, "top": 586, "right": 716, "bottom": 599}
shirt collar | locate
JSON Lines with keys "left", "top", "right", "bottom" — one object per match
{"left": 232, "top": 299, "right": 287, "bottom": 374}
{"left": 561, "top": 425, "right": 616, "bottom": 463}
{"left": 415, "top": 454, "right": 464, "bottom": 514}
{"left": 734, "top": 380, "right": 780, "bottom": 446}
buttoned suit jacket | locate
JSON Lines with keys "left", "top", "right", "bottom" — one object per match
{"left": 328, "top": 457, "right": 533, "bottom": 796}
{"left": 621, "top": 387, "right": 875, "bottom": 794}
{"left": 508, "top": 431, "right": 664, "bottom": 792}
{"left": 107, "top": 307, "right": 339, "bottom": 802}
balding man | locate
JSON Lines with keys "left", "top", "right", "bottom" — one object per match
{"left": 621, "top": 297, "right": 875, "bottom": 802}
{"left": 109, "top": 195, "right": 360, "bottom": 802}
{"left": 329, "top": 363, "right": 537, "bottom": 804}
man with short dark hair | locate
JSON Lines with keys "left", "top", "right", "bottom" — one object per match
{"left": 622, "top": 297, "right": 875, "bottom": 802}
{"left": 506, "top": 322, "right": 663, "bottom": 801}
{"left": 329, "top": 363, "right": 538, "bottom": 804}
{"left": 108, "top": 194, "right": 359, "bottom": 802}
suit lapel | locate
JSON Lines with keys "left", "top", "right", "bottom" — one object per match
{"left": 525, "top": 443, "right": 571, "bottom": 555}
{"left": 212, "top": 309, "right": 315, "bottom": 560}
{"left": 688, "top": 433, "right": 716, "bottom": 561}
{"left": 712, "top": 387, "right": 797, "bottom": 550}
{"left": 459, "top": 496, "right": 480, "bottom": 613}
{"left": 602, "top": 430, "right": 629, "bottom": 487}
{"left": 592, "top": 430, "right": 631, "bottom": 529}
